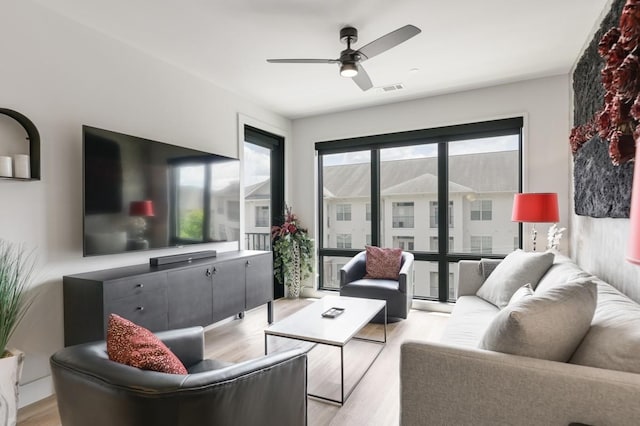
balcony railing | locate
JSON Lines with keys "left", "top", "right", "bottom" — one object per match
{"left": 245, "top": 232, "right": 270, "bottom": 251}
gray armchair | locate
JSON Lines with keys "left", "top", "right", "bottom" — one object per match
{"left": 50, "top": 326, "right": 307, "bottom": 426}
{"left": 340, "top": 251, "right": 414, "bottom": 321}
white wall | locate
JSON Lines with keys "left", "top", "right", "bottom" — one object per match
{"left": 0, "top": 2, "right": 290, "bottom": 406}
{"left": 291, "top": 75, "right": 572, "bottom": 264}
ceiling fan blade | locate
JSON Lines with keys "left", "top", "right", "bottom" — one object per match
{"left": 266, "top": 58, "right": 339, "bottom": 64}
{"left": 352, "top": 63, "right": 373, "bottom": 91}
{"left": 357, "top": 24, "right": 421, "bottom": 61}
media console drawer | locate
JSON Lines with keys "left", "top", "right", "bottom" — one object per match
{"left": 63, "top": 250, "right": 273, "bottom": 346}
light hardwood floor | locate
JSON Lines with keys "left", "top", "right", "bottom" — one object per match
{"left": 17, "top": 297, "right": 449, "bottom": 426}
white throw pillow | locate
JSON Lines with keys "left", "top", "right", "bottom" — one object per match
{"left": 476, "top": 249, "right": 554, "bottom": 308}
{"left": 570, "top": 281, "right": 640, "bottom": 374}
{"left": 508, "top": 283, "right": 533, "bottom": 305}
{"left": 479, "top": 279, "right": 597, "bottom": 362}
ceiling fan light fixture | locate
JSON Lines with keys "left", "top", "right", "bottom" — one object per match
{"left": 340, "top": 62, "right": 358, "bottom": 78}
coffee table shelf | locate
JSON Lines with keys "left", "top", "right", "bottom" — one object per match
{"left": 264, "top": 295, "right": 386, "bottom": 405}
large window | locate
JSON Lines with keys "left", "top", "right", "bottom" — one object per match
{"left": 317, "top": 117, "right": 522, "bottom": 300}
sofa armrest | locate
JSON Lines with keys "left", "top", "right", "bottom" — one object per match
{"left": 156, "top": 326, "right": 204, "bottom": 368}
{"left": 340, "top": 251, "right": 366, "bottom": 287}
{"left": 400, "top": 341, "right": 640, "bottom": 426}
{"left": 457, "top": 260, "right": 486, "bottom": 297}
{"left": 398, "top": 252, "right": 414, "bottom": 294}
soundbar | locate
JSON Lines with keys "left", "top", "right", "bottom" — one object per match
{"left": 150, "top": 250, "right": 217, "bottom": 266}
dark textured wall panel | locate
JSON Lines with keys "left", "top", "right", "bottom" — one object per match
{"left": 573, "top": 0, "right": 633, "bottom": 218}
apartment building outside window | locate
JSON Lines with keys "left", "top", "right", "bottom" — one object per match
{"left": 337, "top": 234, "right": 352, "bottom": 249}
{"left": 470, "top": 235, "right": 493, "bottom": 254}
{"left": 336, "top": 204, "right": 351, "bottom": 221}
{"left": 430, "top": 236, "right": 454, "bottom": 252}
{"left": 392, "top": 202, "right": 414, "bottom": 228}
{"left": 255, "top": 206, "right": 269, "bottom": 227}
{"left": 471, "top": 200, "right": 492, "bottom": 221}
{"left": 429, "top": 272, "right": 455, "bottom": 300}
{"left": 316, "top": 117, "right": 522, "bottom": 299}
{"left": 429, "top": 201, "right": 453, "bottom": 228}
{"left": 393, "top": 236, "right": 415, "bottom": 251}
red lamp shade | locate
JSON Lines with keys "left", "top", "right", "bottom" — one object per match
{"left": 129, "top": 200, "right": 155, "bottom": 217}
{"left": 512, "top": 193, "right": 559, "bottom": 223}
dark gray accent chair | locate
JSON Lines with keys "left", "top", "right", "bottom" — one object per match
{"left": 50, "top": 326, "right": 307, "bottom": 426}
{"left": 340, "top": 250, "right": 414, "bottom": 321}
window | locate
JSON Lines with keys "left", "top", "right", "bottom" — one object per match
{"left": 430, "top": 272, "right": 455, "bottom": 300}
{"left": 393, "top": 202, "right": 414, "bottom": 228}
{"left": 316, "top": 117, "right": 522, "bottom": 298}
{"left": 255, "top": 205, "right": 269, "bottom": 227}
{"left": 393, "top": 236, "right": 414, "bottom": 250}
{"left": 471, "top": 200, "right": 492, "bottom": 221}
{"left": 514, "top": 236, "right": 520, "bottom": 250}
{"left": 337, "top": 234, "right": 352, "bottom": 249}
{"left": 470, "top": 236, "right": 493, "bottom": 254}
{"left": 429, "top": 236, "right": 454, "bottom": 252}
{"left": 430, "top": 201, "right": 453, "bottom": 228}
{"left": 336, "top": 204, "right": 352, "bottom": 221}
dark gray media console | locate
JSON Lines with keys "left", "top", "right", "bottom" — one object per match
{"left": 63, "top": 250, "right": 273, "bottom": 346}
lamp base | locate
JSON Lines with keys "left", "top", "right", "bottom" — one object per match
{"left": 530, "top": 225, "right": 538, "bottom": 251}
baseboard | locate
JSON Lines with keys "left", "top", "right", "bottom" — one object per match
{"left": 18, "top": 375, "right": 54, "bottom": 408}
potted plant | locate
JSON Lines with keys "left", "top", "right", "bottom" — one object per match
{"left": 0, "top": 240, "right": 34, "bottom": 426}
{"left": 271, "top": 205, "right": 313, "bottom": 298}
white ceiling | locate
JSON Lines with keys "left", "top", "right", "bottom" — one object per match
{"left": 35, "top": 0, "right": 609, "bottom": 119}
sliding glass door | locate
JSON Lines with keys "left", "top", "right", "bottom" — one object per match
{"left": 243, "top": 125, "right": 285, "bottom": 298}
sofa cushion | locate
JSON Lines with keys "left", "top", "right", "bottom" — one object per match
{"left": 570, "top": 280, "right": 640, "bottom": 374}
{"left": 476, "top": 249, "right": 554, "bottom": 308}
{"left": 479, "top": 279, "right": 597, "bottom": 362}
{"left": 364, "top": 246, "right": 402, "bottom": 280}
{"left": 508, "top": 283, "right": 534, "bottom": 304}
{"left": 535, "top": 258, "right": 593, "bottom": 293}
{"left": 106, "top": 314, "right": 187, "bottom": 374}
{"left": 441, "top": 296, "right": 500, "bottom": 347}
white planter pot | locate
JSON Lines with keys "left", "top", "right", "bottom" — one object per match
{"left": 0, "top": 349, "right": 24, "bottom": 426}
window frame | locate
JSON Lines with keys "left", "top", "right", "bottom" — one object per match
{"left": 316, "top": 117, "right": 523, "bottom": 301}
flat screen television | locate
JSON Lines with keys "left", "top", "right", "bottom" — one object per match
{"left": 83, "top": 125, "right": 240, "bottom": 256}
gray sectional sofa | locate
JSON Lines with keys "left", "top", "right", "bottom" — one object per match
{"left": 400, "top": 251, "right": 640, "bottom": 426}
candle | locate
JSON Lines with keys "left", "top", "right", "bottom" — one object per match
{"left": 0, "top": 156, "right": 12, "bottom": 177}
{"left": 13, "top": 154, "right": 30, "bottom": 179}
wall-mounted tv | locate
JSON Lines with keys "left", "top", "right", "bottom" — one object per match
{"left": 83, "top": 126, "right": 240, "bottom": 256}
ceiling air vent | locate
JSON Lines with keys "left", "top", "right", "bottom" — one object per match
{"left": 380, "top": 83, "right": 405, "bottom": 92}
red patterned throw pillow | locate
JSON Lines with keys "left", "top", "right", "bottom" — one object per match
{"left": 106, "top": 314, "right": 187, "bottom": 375}
{"left": 364, "top": 246, "right": 403, "bottom": 280}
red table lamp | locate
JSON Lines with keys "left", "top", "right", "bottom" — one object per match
{"left": 129, "top": 200, "right": 155, "bottom": 241}
{"left": 512, "top": 193, "right": 559, "bottom": 251}
{"left": 129, "top": 200, "right": 155, "bottom": 217}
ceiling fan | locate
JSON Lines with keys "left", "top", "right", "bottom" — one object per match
{"left": 266, "top": 24, "right": 421, "bottom": 91}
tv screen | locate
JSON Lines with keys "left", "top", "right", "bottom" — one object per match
{"left": 83, "top": 126, "right": 240, "bottom": 256}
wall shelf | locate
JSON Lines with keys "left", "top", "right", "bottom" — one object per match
{"left": 0, "top": 108, "right": 41, "bottom": 181}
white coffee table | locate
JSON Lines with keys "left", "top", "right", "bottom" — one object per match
{"left": 264, "top": 295, "right": 386, "bottom": 405}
